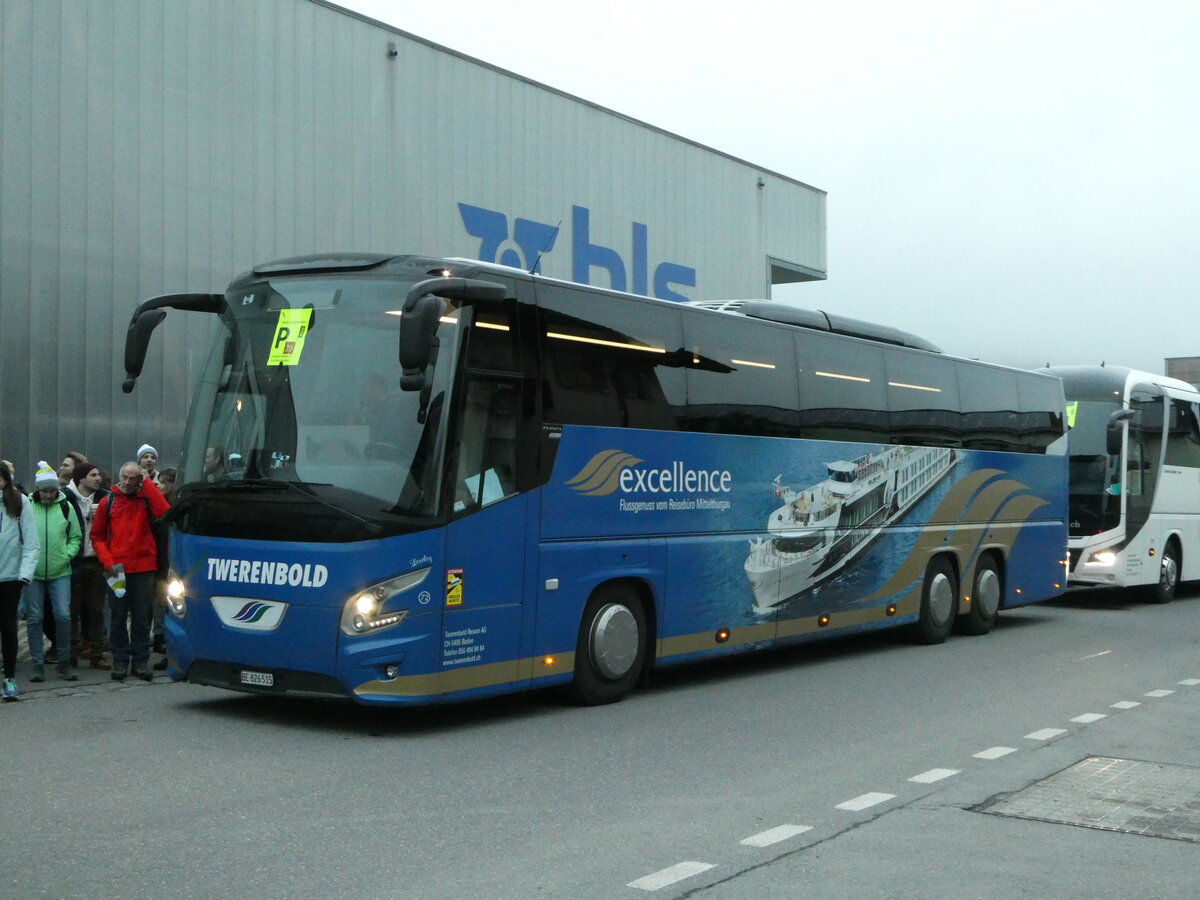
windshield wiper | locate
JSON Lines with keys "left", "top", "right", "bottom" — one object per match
{"left": 275, "top": 481, "right": 383, "bottom": 536}
{"left": 166, "top": 479, "right": 383, "bottom": 536}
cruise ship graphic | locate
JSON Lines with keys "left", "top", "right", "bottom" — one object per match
{"left": 745, "top": 445, "right": 956, "bottom": 612}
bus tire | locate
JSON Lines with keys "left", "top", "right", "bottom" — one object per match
{"left": 1148, "top": 540, "right": 1180, "bottom": 604}
{"left": 570, "top": 585, "right": 648, "bottom": 706}
{"left": 913, "top": 556, "right": 957, "bottom": 645}
{"left": 957, "top": 555, "right": 1001, "bottom": 636}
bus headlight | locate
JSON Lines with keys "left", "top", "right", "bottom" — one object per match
{"left": 166, "top": 570, "right": 187, "bottom": 618}
{"left": 1087, "top": 550, "right": 1117, "bottom": 567}
{"left": 339, "top": 567, "right": 430, "bottom": 636}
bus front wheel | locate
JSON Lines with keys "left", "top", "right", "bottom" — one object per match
{"left": 913, "top": 557, "right": 957, "bottom": 645}
{"left": 957, "top": 555, "right": 1001, "bottom": 636}
{"left": 571, "top": 585, "right": 647, "bottom": 706}
{"left": 1148, "top": 541, "right": 1180, "bottom": 604}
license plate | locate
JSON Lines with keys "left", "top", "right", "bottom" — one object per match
{"left": 239, "top": 670, "right": 274, "bottom": 687}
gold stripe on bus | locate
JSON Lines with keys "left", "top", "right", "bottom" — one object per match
{"left": 354, "top": 653, "right": 577, "bottom": 698}
{"left": 656, "top": 621, "right": 775, "bottom": 657}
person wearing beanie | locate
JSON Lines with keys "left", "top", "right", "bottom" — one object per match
{"left": 65, "top": 461, "right": 111, "bottom": 669}
{"left": 137, "top": 444, "right": 160, "bottom": 484}
{"left": 26, "top": 461, "right": 83, "bottom": 682}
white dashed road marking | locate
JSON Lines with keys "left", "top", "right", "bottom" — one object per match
{"left": 740, "top": 825, "right": 813, "bottom": 847}
{"left": 1111, "top": 701, "right": 1141, "bottom": 709}
{"left": 1070, "top": 713, "right": 1107, "bottom": 724}
{"left": 1179, "top": 679, "right": 1200, "bottom": 686}
{"left": 628, "top": 862, "right": 715, "bottom": 891}
{"left": 974, "top": 746, "right": 1017, "bottom": 760}
{"left": 836, "top": 792, "right": 895, "bottom": 812}
{"left": 1144, "top": 689, "right": 1175, "bottom": 698}
{"left": 1024, "top": 728, "right": 1068, "bottom": 741}
{"left": 909, "top": 768, "right": 959, "bottom": 784}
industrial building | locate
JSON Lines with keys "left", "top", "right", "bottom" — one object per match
{"left": 0, "top": 0, "right": 825, "bottom": 475}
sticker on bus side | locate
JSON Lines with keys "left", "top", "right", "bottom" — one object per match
{"left": 267, "top": 308, "right": 313, "bottom": 366}
{"left": 446, "top": 568, "right": 464, "bottom": 606}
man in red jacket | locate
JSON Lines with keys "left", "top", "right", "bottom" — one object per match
{"left": 91, "top": 461, "right": 170, "bottom": 681}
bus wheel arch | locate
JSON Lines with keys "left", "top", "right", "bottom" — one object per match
{"left": 570, "top": 580, "right": 654, "bottom": 705}
{"left": 912, "top": 554, "right": 958, "bottom": 645}
{"left": 1149, "top": 537, "right": 1181, "bottom": 604}
{"left": 957, "top": 551, "right": 1003, "bottom": 636}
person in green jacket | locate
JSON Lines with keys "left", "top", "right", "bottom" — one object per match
{"left": 26, "top": 461, "right": 82, "bottom": 682}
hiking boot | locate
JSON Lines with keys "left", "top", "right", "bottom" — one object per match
{"left": 111, "top": 671, "right": 127, "bottom": 682}
{"left": 58, "top": 662, "right": 79, "bottom": 682}
{"left": 2, "top": 678, "right": 17, "bottom": 701}
{"left": 45, "top": 648, "right": 59, "bottom": 664}
{"left": 132, "top": 668, "right": 153, "bottom": 682}
{"left": 153, "top": 656, "right": 169, "bottom": 671}
{"left": 30, "top": 664, "right": 45, "bottom": 683}
{"left": 91, "top": 654, "right": 112, "bottom": 670}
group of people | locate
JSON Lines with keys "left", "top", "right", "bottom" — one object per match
{"left": 0, "top": 444, "right": 174, "bottom": 702}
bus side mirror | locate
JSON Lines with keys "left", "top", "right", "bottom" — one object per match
{"left": 398, "top": 277, "right": 509, "bottom": 391}
{"left": 122, "top": 292, "right": 224, "bottom": 393}
{"left": 1106, "top": 408, "right": 1136, "bottom": 456}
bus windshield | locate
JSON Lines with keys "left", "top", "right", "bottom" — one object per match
{"left": 175, "top": 276, "right": 463, "bottom": 541}
{"left": 1066, "top": 399, "right": 1122, "bottom": 535}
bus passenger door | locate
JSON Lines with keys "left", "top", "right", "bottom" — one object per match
{"left": 441, "top": 374, "right": 529, "bottom": 691}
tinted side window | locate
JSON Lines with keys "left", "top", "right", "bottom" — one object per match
{"left": 537, "top": 287, "right": 684, "bottom": 431}
{"left": 1164, "top": 399, "right": 1200, "bottom": 468}
{"left": 958, "top": 365, "right": 1021, "bottom": 451}
{"left": 1015, "top": 373, "right": 1067, "bottom": 454}
{"left": 884, "top": 351, "right": 961, "bottom": 446}
{"left": 681, "top": 312, "right": 800, "bottom": 437}
{"left": 797, "top": 332, "right": 889, "bottom": 442}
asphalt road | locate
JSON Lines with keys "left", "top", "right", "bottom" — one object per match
{"left": 3, "top": 585, "right": 1198, "bottom": 899}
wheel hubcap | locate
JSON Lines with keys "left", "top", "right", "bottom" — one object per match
{"left": 975, "top": 568, "right": 1000, "bottom": 618}
{"left": 590, "top": 603, "right": 639, "bottom": 680}
{"left": 929, "top": 572, "right": 954, "bottom": 625}
{"left": 1162, "top": 555, "right": 1178, "bottom": 591}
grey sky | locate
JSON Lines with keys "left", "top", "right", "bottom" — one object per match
{"left": 339, "top": 0, "right": 1198, "bottom": 374}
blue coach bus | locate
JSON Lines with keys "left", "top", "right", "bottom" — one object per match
{"left": 124, "top": 254, "right": 1068, "bottom": 706}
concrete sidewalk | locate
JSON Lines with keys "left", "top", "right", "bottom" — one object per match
{"left": 6, "top": 619, "right": 169, "bottom": 700}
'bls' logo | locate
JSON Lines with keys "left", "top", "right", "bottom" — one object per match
{"left": 458, "top": 202, "right": 696, "bottom": 302}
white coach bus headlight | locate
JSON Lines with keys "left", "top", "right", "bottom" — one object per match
{"left": 1087, "top": 550, "right": 1117, "bottom": 567}
{"left": 166, "top": 571, "right": 187, "bottom": 618}
{"left": 339, "top": 567, "right": 430, "bottom": 636}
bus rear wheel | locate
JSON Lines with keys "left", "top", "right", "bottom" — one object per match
{"left": 571, "top": 585, "right": 647, "bottom": 706}
{"left": 913, "top": 556, "right": 957, "bottom": 645}
{"left": 957, "top": 555, "right": 1001, "bottom": 636}
{"left": 1148, "top": 541, "right": 1180, "bottom": 604}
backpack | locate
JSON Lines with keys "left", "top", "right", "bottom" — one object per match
{"left": 60, "top": 494, "right": 86, "bottom": 562}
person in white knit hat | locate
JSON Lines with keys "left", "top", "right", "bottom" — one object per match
{"left": 26, "top": 461, "right": 83, "bottom": 682}
{"left": 136, "top": 444, "right": 160, "bottom": 485}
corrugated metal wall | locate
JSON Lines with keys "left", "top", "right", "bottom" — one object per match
{"left": 0, "top": 0, "right": 825, "bottom": 481}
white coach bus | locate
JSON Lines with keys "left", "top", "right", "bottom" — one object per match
{"left": 1046, "top": 365, "right": 1200, "bottom": 602}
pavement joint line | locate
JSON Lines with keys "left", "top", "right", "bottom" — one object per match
{"left": 835, "top": 792, "right": 895, "bottom": 812}
{"left": 1024, "top": 727, "right": 1068, "bottom": 741}
{"left": 627, "top": 861, "right": 715, "bottom": 891}
{"left": 1143, "top": 689, "right": 1175, "bottom": 698}
{"left": 739, "top": 824, "right": 812, "bottom": 847}
{"left": 1070, "top": 713, "right": 1107, "bottom": 723}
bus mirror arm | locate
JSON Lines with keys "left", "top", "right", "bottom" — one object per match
{"left": 122, "top": 292, "right": 224, "bottom": 393}
{"left": 399, "top": 277, "right": 509, "bottom": 391}
{"left": 1106, "top": 408, "right": 1136, "bottom": 456}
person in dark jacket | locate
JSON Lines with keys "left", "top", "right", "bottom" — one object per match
{"left": 91, "top": 462, "right": 169, "bottom": 681}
